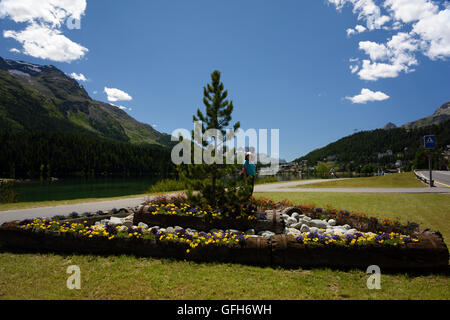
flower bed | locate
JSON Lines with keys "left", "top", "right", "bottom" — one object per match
{"left": 0, "top": 220, "right": 271, "bottom": 265}
{"left": 133, "top": 197, "right": 284, "bottom": 234}
{"left": 283, "top": 206, "right": 420, "bottom": 235}
{"left": 0, "top": 199, "right": 448, "bottom": 270}
{"left": 271, "top": 233, "right": 448, "bottom": 269}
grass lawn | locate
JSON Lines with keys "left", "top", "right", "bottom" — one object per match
{"left": 0, "top": 191, "right": 448, "bottom": 300}
{"left": 291, "top": 172, "right": 426, "bottom": 189}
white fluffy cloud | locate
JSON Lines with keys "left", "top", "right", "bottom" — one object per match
{"left": 0, "top": 0, "right": 88, "bottom": 62}
{"left": 329, "top": 0, "right": 391, "bottom": 30}
{"left": 70, "top": 72, "right": 87, "bottom": 81}
{"left": 4, "top": 23, "right": 88, "bottom": 62}
{"left": 346, "top": 88, "right": 390, "bottom": 104}
{"left": 104, "top": 87, "right": 133, "bottom": 102}
{"left": 347, "top": 24, "right": 367, "bottom": 36}
{"left": 328, "top": 0, "right": 450, "bottom": 81}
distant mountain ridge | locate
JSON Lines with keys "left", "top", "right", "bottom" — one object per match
{"left": 294, "top": 100, "right": 450, "bottom": 166}
{"left": 402, "top": 101, "right": 450, "bottom": 129}
{"left": 0, "top": 57, "right": 174, "bottom": 147}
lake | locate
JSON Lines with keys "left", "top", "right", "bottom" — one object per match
{"left": 11, "top": 177, "right": 159, "bottom": 203}
{"left": 9, "top": 174, "right": 302, "bottom": 203}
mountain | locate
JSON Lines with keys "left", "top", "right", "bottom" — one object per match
{"left": 382, "top": 122, "right": 397, "bottom": 130}
{"left": 402, "top": 101, "right": 450, "bottom": 129}
{"left": 0, "top": 57, "right": 174, "bottom": 147}
{"left": 294, "top": 118, "right": 450, "bottom": 167}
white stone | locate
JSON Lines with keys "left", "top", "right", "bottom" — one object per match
{"left": 291, "top": 222, "right": 302, "bottom": 230}
{"left": 245, "top": 229, "right": 255, "bottom": 235}
{"left": 286, "top": 217, "right": 297, "bottom": 227}
{"left": 291, "top": 212, "right": 300, "bottom": 220}
{"left": 343, "top": 224, "right": 351, "bottom": 230}
{"left": 285, "top": 227, "right": 301, "bottom": 235}
{"left": 309, "top": 227, "right": 320, "bottom": 234}
{"left": 108, "top": 217, "right": 124, "bottom": 226}
{"left": 261, "top": 231, "right": 275, "bottom": 238}
{"left": 328, "top": 219, "right": 336, "bottom": 226}
{"left": 310, "top": 219, "right": 328, "bottom": 229}
{"left": 166, "top": 227, "right": 175, "bottom": 233}
{"left": 300, "top": 224, "right": 310, "bottom": 233}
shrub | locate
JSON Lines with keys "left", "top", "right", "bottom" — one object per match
{"left": 0, "top": 182, "right": 18, "bottom": 204}
{"left": 148, "top": 179, "right": 187, "bottom": 193}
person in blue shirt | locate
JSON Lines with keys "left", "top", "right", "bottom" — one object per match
{"left": 240, "top": 152, "right": 256, "bottom": 196}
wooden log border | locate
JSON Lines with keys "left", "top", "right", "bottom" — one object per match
{"left": 0, "top": 222, "right": 447, "bottom": 270}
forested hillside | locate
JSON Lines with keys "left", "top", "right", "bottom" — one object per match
{"left": 295, "top": 119, "right": 450, "bottom": 168}
{"left": 0, "top": 131, "right": 176, "bottom": 179}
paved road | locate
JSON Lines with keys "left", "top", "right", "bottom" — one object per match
{"left": 253, "top": 178, "right": 450, "bottom": 194}
{"left": 0, "top": 196, "right": 147, "bottom": 225}
{"left": 418, "top": 170, "right": 450, "bottom": 187}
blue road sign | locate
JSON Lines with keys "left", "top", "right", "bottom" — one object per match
{"left": 424, "top": 135, "right": 436, "bottom": 149}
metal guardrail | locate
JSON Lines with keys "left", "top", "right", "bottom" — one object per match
{"left": 414, "top": 170, "right": 434, "bottom": 187}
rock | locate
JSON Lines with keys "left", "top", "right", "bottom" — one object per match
{"left": 327, "top": 219, "right": 336, "bottom": 226}
{"left": 309, "top": 227, "right": 320, "bottom": 234}
{"left": 286, "top": 217, "right": 297, "bottom": 227}
{"left": 159, "top": 228, "right": 166, "bottom": 233}
{"left": 343, "top": 224, "right": 351, "bottom": 230}
{"left": 310, "top": 219, "right": 328, "bottom": 229}
{"left": 245, "top": 229, "right": 255, "bottom": 235}
{"left": 282, "top": 214, "right": 290, "bottom": 220}
{"left": 346, "top": 229, "right": 357, "bottom": 235}
{"left": 289, "top": 222, "right": 300, "bottom": 229}
{"left": 227, "top": 229, "right": 241, "bottom": 234}
{"left": 174, "top": 226, "right": 184, "bottom": 233}
{"left": 137, "top": 205, "right": 145, "bottom": 212}
{"left": 166, "top": 227, "right": 175, "bottom": 233}
{"left": 333, "top": 227, "right": 347, "bottom": 235}
{"left": 300, "top": 224, "right": 310, "bottom": 233}
{"left": 138, "top": 222, "right": 149, "bottom": 229}
{"left": 303, "top": 216, "right": 312, "bottom": 222}
{"left": 108, "top": 217, "right": 124, "bottom": 226}
{"left": 124, "top": 214, "right": 134, "bottom": 222}
{"left": 291, "top": 212, "right": 300, "bottom": 220}
{"left": 285, "top": 228, "right": 301, "bottom": 235}
{"left": 261, "top": 231, "right": 275, "bottom": 238}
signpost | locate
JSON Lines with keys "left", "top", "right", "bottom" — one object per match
{"left": 424, "top": 135, "right": 436, "bottom": 187}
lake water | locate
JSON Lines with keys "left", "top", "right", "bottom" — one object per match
{"left": 11, "top": 177, "right": 159, "bottom": 203}
{"left": 9, "top": 174, "right": 301, "bottom": 203}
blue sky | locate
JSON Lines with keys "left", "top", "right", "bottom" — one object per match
{"left": 0, "top": 0, "right": 449, "bottom": 161}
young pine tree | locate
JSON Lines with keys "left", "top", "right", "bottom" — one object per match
{"left": 180, "top": 70, "right": 252, "bottom": 217}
